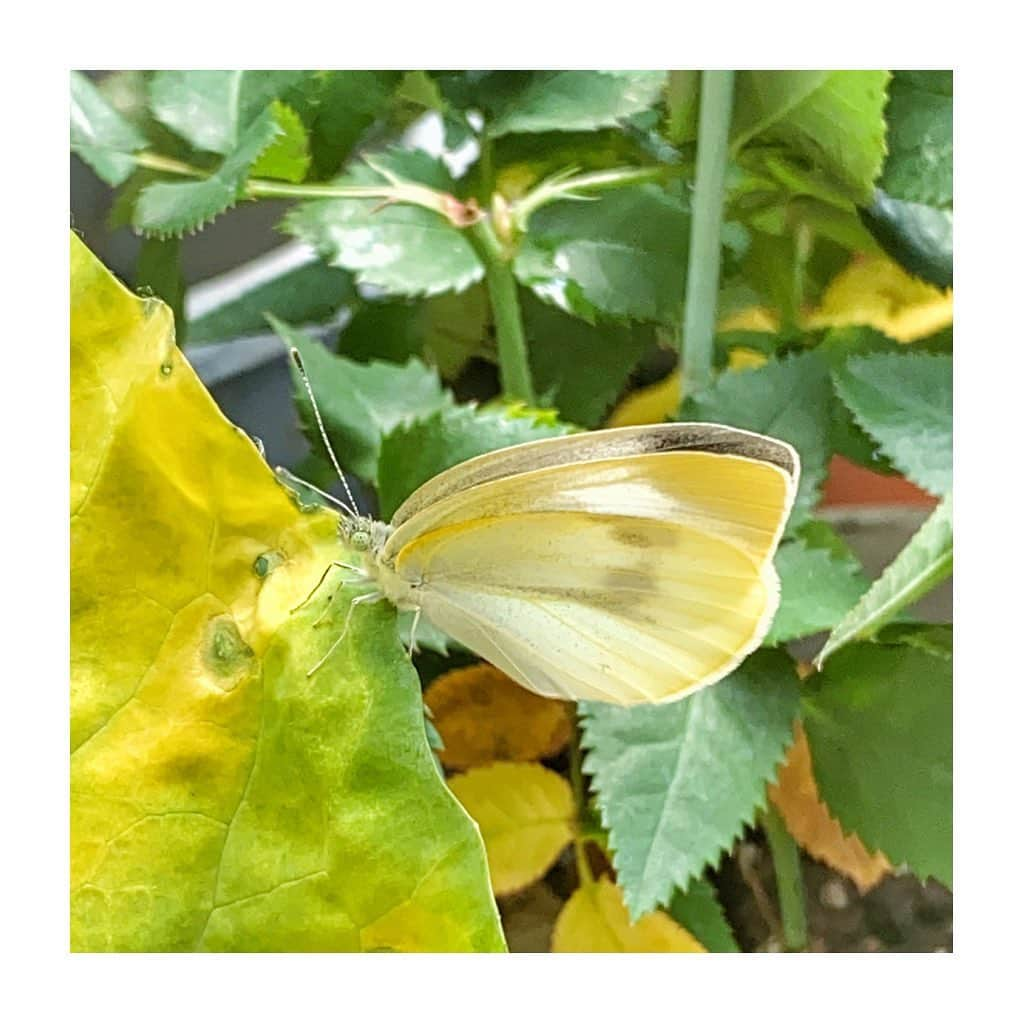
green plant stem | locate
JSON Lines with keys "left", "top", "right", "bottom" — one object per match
{"left": 466, "top": 219, "right": 535, "bottom": 404}
{"left": 680, "top": 70, "right": 735, "bottom": 400}
{"left": 134, "top": 152, "right": 206, "bottom": 178}
{"left": 761, "top": 804, "right": 808, "bottom": 952}
{"left": 568, "top": 712, "right": 594, "bottom": 886}
{"left": 512, "top": 165, "right": 671, "bottom": 230}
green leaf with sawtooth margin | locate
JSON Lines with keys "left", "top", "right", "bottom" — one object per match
{"left": 188, "top": 261, "right": 356, "bottom": 345}
{"left": 515, "top": 184, "right": 689, "bottom": 324}
{"left": 880, "top": 71, "right": 952, "bottom": 209}
{"left": 816, "top": 494, "right": 952, "bottom": 666}
{"left": 310, "top": 71, "right": 403, "bottom": 178}
{"left": 250, "top": 101, "right": 311, "bottom": 183}
{"left": 817, "top": 326, "right": 926, "bottom": 473}
{"left": 729, "top": 71, "right": 831, "bottom": 151}
{"left": 272, "top": 317, "right": 451, "bottom": 485}
{"left": 486, "top": 71, "right": 667, "bottom": 137}
{"left": 133, "top": 107, "right": 280, "bottom": 237}
{"left": 581, "top": 649, "right": 800, "bottom": 917}
{"left": 149, "top": 70, "right": 311, "bottom": 155}
{"left": 668, "top": 878, "right": 740, "bottom": 952}
{"left": 522, "top": 289, "right": 658, "bottom": 428}
{"left": 282, "top": 149, "right": 483, "bottom": 298}
{"left": 377, "top": 402, "right": 574, "bottom": 521}
{"left": 802, "top": 630, "right": 952, "bottom": 886}
{"left": 71, "top": 70, "right": 147, "bottom": 186}
{"left": 766, "top": 531, "right": 869, "bottom": 646}
{"left": 832, "top": 351, "right": 952, "bottom": 496}
{"left": 682, "top": 351, "right": 833, "bottom": 529}
{"left": 755, "top": 71, "right": 891, "bottom": 203}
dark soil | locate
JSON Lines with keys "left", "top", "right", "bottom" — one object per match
{"left": 500, "top": 830, "right": 952, "bottom": 953}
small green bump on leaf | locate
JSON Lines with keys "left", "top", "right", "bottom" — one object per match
{"left": 253, "top": 550, "right": 286, "bottom": 578}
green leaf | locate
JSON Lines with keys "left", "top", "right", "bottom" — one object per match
{"left": 581, "top": 649, "right": 800, "bottom": 917}
{"left": 746, "top": 71, "right": 891, "bottom": 203}
{"left": 816, "top": 495, "right": 952, "bottom": 666}
{"left": 272, "top": 317, "right": 450, "bottom": 484}
{"left": 832, "top": 351, "right": 952, "bottom": 496}
{"left": 283, "top": 150, "right": 483, "bottom": 298}
{"left": 860, "top": 190, "right": 953, "bottom": 289}
{"left": 149, "top": 70, "right": 310, "bottom": 155}
{"left": 522, "top": 290, "right": 658, "bottom": 428}
{"left": 71, "top": 231, "right": 504, "bottom": 951}
{"left": 70, "top": 70, "right": 147, "bottom": 186}
{"left": 133, "top": 107, "right": 280, "bottom": 237}
{"left": 377, "top": 402, "right": 573, "bottom": 521}
{"left": 250, "top": 101, "right": 311, "bottom": 183}
{"left": 486, "top": 71, "right": 667, "bottom": 137}
{"left": 310, "top": 71, "right": 403, "bottom": 178}
{"left": 515, "top": 185, "right": 689, "bottom": 324}
{"left": 802, "top": 633, "right": 952, "bottom": 885}
{"left": 730, "top": 71, "right": 830, "bottom": 151}
{"left": 668, "top": 878, "right": 740, "bottom": 952}
{"left": 188, "top": 262, "right": 356, "bottom": 345}
{"left": 137, "top": 237, "right": 186, "bottom": 345}
{"left": 880, "top": 71, "right": 952, "bottom": 209}
{"left": 337, "top": 286, "right": 491, "bottom": 379}
{"left": 682, "top": 352, "right": 833, "bottom": 528}
{"left": 766, "top": 532, "right": 869, "bottom": 645}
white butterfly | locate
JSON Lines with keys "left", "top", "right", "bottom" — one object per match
{"left": 292, "top": 350, "right": 799, "bottom": 706}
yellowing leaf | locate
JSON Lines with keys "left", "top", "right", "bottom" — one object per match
{"left": 449, "top": 762, "right": 574, "bottom": 896}
{"left": 727, "top": 347, "right": 769, "bottom": 371}
{"left": 719, "top": 306, "right": 780, "bottom": 332}
{"left": 70, "top": 233, "right": 504, "bottom": 951}
{"left": 768, "top": 724, "right": 891, "bottom": 892}
{"left": 607, "top": 371, "right": 680, "bottom": 427}
{"left": 806, "top": 253, "right": 953, "bottom": 342}
{"left": 425, "top": 664, "right": 572, "bottom": 770}
{"left": 552, "top": 877, "right": 705, "bottom": 952}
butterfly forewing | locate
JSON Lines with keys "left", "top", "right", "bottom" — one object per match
{"left": 373, "top": 424, "right": 799, "bottom": 706}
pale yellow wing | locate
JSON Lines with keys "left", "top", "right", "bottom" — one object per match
{"left": 384, "top": 447, "right": 796, "bottom": 566}
{"left": 389, "top": 422, "right": 798, "bottom": 538}
{"left": 390, "top": 511, "right": 780, "bottom": 705}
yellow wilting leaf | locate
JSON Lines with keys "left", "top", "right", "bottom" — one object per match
{"left": 806, "top": 253, "right": 953, "bottom": 342}
{"left": 425, "top": 664, "right": 572, "bottom": 770}
{"left": 768, "top": 724, "right": 891, "bottom": 893}
{"left": 719, "top": 307, "right": 779, "bottom": 333}
{"left": 552, "top": 877, "right": 705, "bottom": 952}
{"left": 70, "top": 233, "right": 504, "bottom": 951}
{"left": 607, "top": 371, "right": 681, "bottom": 427}
{"left": 727, "top": 347, "right": 768, "bottom": 371}
{"left": 448, "top": 762, "right": 574, "bottom": 896}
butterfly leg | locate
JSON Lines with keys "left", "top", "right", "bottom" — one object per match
{"left": 292, "top": 561, "right": 366, "bottom": 614}
{"left": 406, "top": 605, "right": 422, "bottom": 656}
{"left": 307, "top": 590, "right": 383, "bottom": 678}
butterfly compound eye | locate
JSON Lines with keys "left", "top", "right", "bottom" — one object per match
{"left": 350, "top": 529, "right": 371, "bottom": 552}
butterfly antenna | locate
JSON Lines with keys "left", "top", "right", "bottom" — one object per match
{"left": 289, "top": 348, "right": 360, "bottom": 517}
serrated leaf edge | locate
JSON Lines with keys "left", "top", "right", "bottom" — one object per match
{"left": 580, "top": 703, "right": 799, "bottom": 919}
